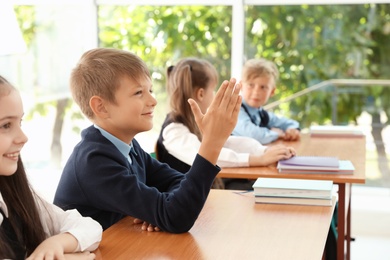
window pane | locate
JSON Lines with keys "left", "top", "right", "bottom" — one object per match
{"left": 98, "top": 5, "right": 232, "bottom": 149}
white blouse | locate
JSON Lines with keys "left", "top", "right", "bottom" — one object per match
{"left": 162, "top": 122, "right": 267, "bottom": 167}
{"left": 0, "top": 191, "right": 102, "bottom": 252}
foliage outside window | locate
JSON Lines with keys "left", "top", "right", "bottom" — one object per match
{"left": 4, "top": 3, "right": 390, "bottom": 187}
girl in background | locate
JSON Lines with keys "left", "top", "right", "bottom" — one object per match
{"left": 0, "top": 75, "right": 102, "bottom": 259}
{"left": 157, "top": 58, "right": 295, "bottom": 190}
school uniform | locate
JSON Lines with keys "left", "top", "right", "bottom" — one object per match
{"left": 233, "top": 100, "right": 300, "bottom": 144}
{"left": 157, "top": 114, "right": 266, "bottom": 190}
{"left": 54, "top": 125, "right": 219, "bottom": 233}
{"left": 0, "top": 192, "right": 102, "bottom": 258}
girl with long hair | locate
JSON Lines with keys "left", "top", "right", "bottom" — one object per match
{"left": 0, "top": 75, "right": 102, "bottom": 259}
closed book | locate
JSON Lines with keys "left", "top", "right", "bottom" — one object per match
{"left": 277, "top": 156, "right": 340, "bottom": 171}
{"left": 310, "top": 125, "right": 364, "bottom": 137}
{"left": 252, "top": 178, "right": 333, "bottom": 198}
{"left": 278, "top": 160, "right": 355, "bottom": 174}
{"left": 279, "top": 155, "right": 340, "bottom": 168}
{"left": 254, "top": 195, "right": 332, "bottom": 206}
{"left": 254, "top": 191, "right": 332, "bottom": 199}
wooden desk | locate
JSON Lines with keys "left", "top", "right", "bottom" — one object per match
{"left": 218, "top": 134, "right": 366, "bottom": 260}
{"left": 95, "top": 189, "right": 336, "bottom": 260}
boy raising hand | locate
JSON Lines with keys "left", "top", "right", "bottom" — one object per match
{"left": 54, "top": 48, "right": 241, "bottom": 233}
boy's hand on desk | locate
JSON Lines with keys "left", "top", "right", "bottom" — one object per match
{"left": 271, "top": 128, "right": 285, "bottom": 139}
{"left": 283, "top": 128, "right": 300, "bottom": 141}
{"left": 133, "top": 218, "right": 161, "bottom": 232}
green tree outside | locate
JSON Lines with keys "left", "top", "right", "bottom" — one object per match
{"left": 14, "top": 4, "right": 390, "bottom": 186}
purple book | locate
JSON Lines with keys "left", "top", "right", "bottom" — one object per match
{"left": 278, "top": 156, "right": 339, "bottom": 170}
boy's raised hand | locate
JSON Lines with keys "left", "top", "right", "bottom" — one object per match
{"left": 188, "top": 78, "right": 242, "bottom": 165}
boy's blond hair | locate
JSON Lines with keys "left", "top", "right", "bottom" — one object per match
{"left": 70, "top": 48, "right": 150, "bottom": 119}
{"left": 242, "top": 58, "right": 279, "bottom": 85}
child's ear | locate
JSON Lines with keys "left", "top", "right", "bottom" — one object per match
{"left": 196, "top": 88, "right": 204, "bottom": 101}
{"left": 90, "top": 96, "right": 108, "bottom": 118}
{"left": 270, "top": 87, "right": 276, "bottom": 96}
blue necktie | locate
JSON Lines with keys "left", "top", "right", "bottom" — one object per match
{"left": 258, "top": 109, "right": 269, "bottom": 127}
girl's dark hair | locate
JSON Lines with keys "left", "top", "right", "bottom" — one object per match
{"left": 0, "top": 77, "right": 47, "bottom": 258}
{"left": 0, "top": 158, "right": 47, "bottom": 258}
{"left": 167, "top": 58, "right": 218, "bottom": 140}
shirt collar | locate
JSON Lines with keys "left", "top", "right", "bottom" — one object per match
{"left": 242, "top": 100, "right": 262, "bottom": 115}
{"left": 94, "top": 124, "right": 133, "bottom": 161}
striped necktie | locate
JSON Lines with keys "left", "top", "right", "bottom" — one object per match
{"left": 258, "top": 109, "right": 270, "bottom": 128}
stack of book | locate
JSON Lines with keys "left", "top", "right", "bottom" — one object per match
{"left": 277, "top": 156, "right": 355, "bottom": 174}
{"left": 252, "top": 177, "right": 334, "bottom": 206}
{"left": 310, "top": 125, "right": 364, "bottom": 137}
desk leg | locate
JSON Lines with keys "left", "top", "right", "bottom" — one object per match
{"left": 346, "top": 184, "right": 351, "bottom": 260}
{"left": 337, "top": 184, "right": 346, "bottom": 260}
{"left": 337, "top": 183, "right": 352, "bottom": 260}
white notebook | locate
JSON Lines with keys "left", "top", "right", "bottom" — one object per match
{"left": 254, "top": 195, "right": 333, "bottom": 206}
{"left": 252, "top": 177, "right": 334, "bottom": 198}
{"left": 310, "top": 125, "right": 364, "bottom": 137}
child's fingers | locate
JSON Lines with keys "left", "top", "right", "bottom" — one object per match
{"left": 218, "top": 78, "right": 238, "bottom": 110}
{"left": 188, "top": 98, "right": 202, "bottom": 123}
{"left": 289, "top": 147, "right": 296, "bottom": 156}
{"left": 210, "top": 79, "right": 241, "bottom": 127}
{"left": 230, "top": 82, "right": 242, "bottom": 117}
{"left": 211, "top": 80, "right": 230, "bottom": 107}
{"left": 133, "top": 218, "right": 143, "bottom": 224}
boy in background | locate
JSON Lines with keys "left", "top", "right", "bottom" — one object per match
{"left": 232, "top": 58, "right": 300, "bottom": 144}
{"left": 54, "top": 48, "right": 242, "bottom": 233}
{"left": 157, "top": 57, "right": 295, "bottom": 190}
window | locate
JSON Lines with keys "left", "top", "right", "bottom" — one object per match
{"left": 3, "top": 0, "right": 389, "bottom": 189}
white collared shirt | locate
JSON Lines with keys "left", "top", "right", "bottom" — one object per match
{"left": 162, "top": 122, "right": 267, "bottom": 167}
{"left": 0, "top": 191, "right": 102, "bottom": 252}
